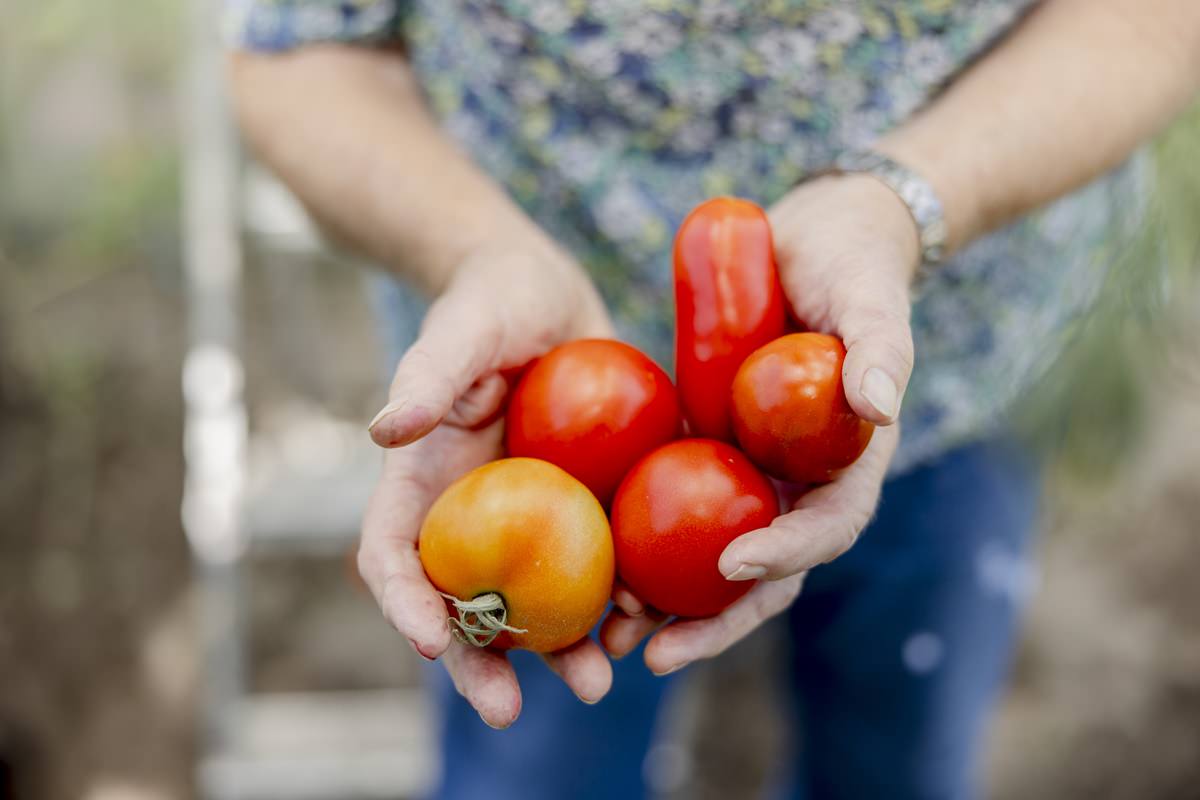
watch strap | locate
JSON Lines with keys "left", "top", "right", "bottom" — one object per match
{"left": 830, "top": 149, "right": 948, "bottom": 266}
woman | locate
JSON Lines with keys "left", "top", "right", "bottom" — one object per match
{"left": 228, "top": 1, "right": 1200, "bottom": 797}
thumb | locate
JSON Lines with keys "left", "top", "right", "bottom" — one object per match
{"left": 368, "top": 287, "right": 502, "bottom": 448}
{"left": 837, "top": 291, "right": 914, "bottom": 426}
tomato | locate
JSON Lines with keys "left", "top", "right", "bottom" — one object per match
{"left": 730, "top": 333, "right": 874, "bottom": 484}
{"left": 674, "top": 197, "right": 787, "bottom": 441}
{"left": 505, "top": 338, "right": 681, "bottom": 505}
{"left": 611, "top": 439, "right": 778, "bottom": 618}
{"left": 419, "top": 458, "right": 614, "bottom": 653}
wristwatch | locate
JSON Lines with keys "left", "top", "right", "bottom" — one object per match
{"left": 828, "top": 149, "right": 948, "bottom": 267}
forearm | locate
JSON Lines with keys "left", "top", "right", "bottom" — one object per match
{"left": 879, "top": 0, "right": 1200, "bottom": 254}
{"left": 228, "top": 44, "right": 548, "bottom": 294}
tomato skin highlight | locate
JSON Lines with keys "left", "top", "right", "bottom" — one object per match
{"left": 505, "top": 339, "right": 682, "bottom": 505}
{"left": 674, "top": 197, "right": 787, "bottom": 442}
{"left": 418, "top": 458, "right": 614, "bottom": 653}
{"left": 731, "top": 333, "right": 874, "bottom": 484}
{"left": 611, "top": 439, "right": 779, "bottom": 618}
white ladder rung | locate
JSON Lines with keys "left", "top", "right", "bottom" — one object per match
{"left": 199, "top": 689, "right": 436, "bottom": 800}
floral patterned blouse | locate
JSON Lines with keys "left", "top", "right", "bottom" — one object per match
{"left": 227, "top": 0, "right": 1147, "bottom": 473}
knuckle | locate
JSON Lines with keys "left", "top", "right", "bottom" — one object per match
{"left": 887, "top": 322, "right": 916, "bottom": 358}
{"left": 399, "top": 343, "right": 438, "bottom": 374}
{"left": 377, "top": 570, "right": 416, "bottom": 634}
{"left": 423, "top": 289, "right": 474, "bottom": 330}
{"left": 842, "top": 326, "right": 914, "bottom": 383}
{"left": 840, "top": 295, "right": 910, "bottom": 336}
{"left": 389, "top": 345, "right": 436, "bottom": 394}
{"left": 826, "top": 518, "right": 861, "bottom": 562}
{"left": 426, "top": 370, "right": 461, "bottom": 409}
{"left": 851, "top": 506, "right": 873, "bottom": 534}
{"left": 707, "top": 618, "right": 739, "bottom": 658}
{"left": 749, "top": 587, "right": 779, "bottom": 622}
{"left": 354, "top": 544, "right": 377, "bottom": 585}
{"left": 755, "top": 520, "right": 806, "bottom": 576}
{"left": 377, "top": 572, "right": 402, "bottom": 629}
{"left": 881, "top": 336, "right": 915, "bottom": 376}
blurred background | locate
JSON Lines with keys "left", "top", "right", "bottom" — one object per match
{"left": 2, "top": 1, "right": 1199, "bottom": 798}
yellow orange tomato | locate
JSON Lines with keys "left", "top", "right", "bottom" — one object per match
{"left": 418, "top": 458, "right": 614, "bottom": 653}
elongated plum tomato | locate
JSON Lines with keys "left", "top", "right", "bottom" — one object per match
{"left": 505, "top": 339, "right": 681, "bottom": 505}
{"left": 731, "top": 333, "right": 874, "bottom": 484}
{"left": 674, "top": 197, "right": 787, "bottom": 442}
{"left": 611, "top": 439, "right": 778, "bottom": 618}
{"left": 418, "top": 458, "right": 614, "bottom": 653}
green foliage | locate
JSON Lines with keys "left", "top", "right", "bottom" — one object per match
{"left": 0, "top": 0, "right": 184, "bottom": 412}
{"left": 1016, "top": 103, "right": 1200, "bottom": 482}
{"left": 0, "top": 0, "right": 183, "bottom": 293}
{"left": 2, "top": 0, "right": 180, "bottom": 58}
{"left": 65, "top": 144, "right": 181, "bottom": 268}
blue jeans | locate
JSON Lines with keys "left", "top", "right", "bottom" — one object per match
{"left": 428, "top": 439, "right": 1039, "bottom": 800}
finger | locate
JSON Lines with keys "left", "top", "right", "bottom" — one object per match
{"left": 600, "top": 608, "right": 669, "bottom": 660}
{"left": 717, "top": 424, "right": 899, "bottom": 580}
{"left": 368, "top": 289, "right": 502, "bottom": 448}
{"left": 372, "top": 554, "right": 454, "bottom": 660}
{"left": 442, "top": 642, "right": 522, "bottom": 729}
{"left": 611, "top": 580, "right": 645, "bottom": 617}
{"left": 357, "top": 469, "right": 453, "bottom": 659}
{"left": 444, "top": 371, "right": 509, "bottom": 430}
{"left": 838, "top": 294, "right": 914, "bottom": 425}
{"left": 643, "top": 575, "right": 804, "bottom": 675}
{"left": 542, "top": 637, "right": 614, "bottom": 704}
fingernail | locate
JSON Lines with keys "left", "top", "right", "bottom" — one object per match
{"left": 368, "top": 399, "right": 406, "bottom": 432}
{"left": 651, "top": 663, "right": 686, "bottom": 677}
{"left": 603, "top": 637, "right": 633, "bottom": 660}
{"left": 407, "top": 638, "right": 434, "bottom": 662}
{"left": 861, "top": 368, "right": 898, "bottom": 419}
{"left": 578, "top": 694, "right": 602, "bottom": 706}
{"left": 616, "top": 594, "right": 644, "bottom": 617}
{"left": 478, "top": 712, "right": 509, "bottom": 730}
{"left": 723, "top": 563, "right": 766, "bottom": 582}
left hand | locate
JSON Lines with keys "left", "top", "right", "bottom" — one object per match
{"left": 602, "top": 174, "right": 919, "bottom": 674}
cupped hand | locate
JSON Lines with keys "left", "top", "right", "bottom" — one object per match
{"left": 356, "top": 241, "right": 617, "bottom": 728}
{"left": 603, "top": 174, "right": 920, "bottom": 674}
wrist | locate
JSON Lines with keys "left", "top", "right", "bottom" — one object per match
{"left": 798, "top": 173, "right": 922, "bottom": 285}
{"left": 874, "top": 132, "right": 977, "bottom": 256}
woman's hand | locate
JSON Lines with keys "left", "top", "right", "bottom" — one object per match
{"left": 356, "top": 240, "right": 616, "bottom": 728}
{"left": 602, "top": 174, "right": 919, "bottom": 674}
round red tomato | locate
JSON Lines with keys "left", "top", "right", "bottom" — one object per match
{"left": 730, "top": 333, "right": 874, "bottom": 484}
{"left": 419, "top": 458, "right": 614, "bottom": 653}
{"left": 611, "top": 439, "right": 778, "bottom": 618}
{"left": 505, "top": 339, "right": 682, "bottom": 505}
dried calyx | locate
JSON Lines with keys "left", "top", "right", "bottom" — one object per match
{"left": 441, "top": 591, "right": 527, "bottom": 647}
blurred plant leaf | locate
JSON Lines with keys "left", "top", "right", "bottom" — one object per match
{"left": 1016, "top": 102, "right": 1200, "bottom": 483}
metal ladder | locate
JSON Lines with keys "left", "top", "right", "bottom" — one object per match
{"left": 180, "top": 3, "right": 434, "bottom": 797}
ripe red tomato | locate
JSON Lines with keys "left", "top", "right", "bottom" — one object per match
{"left": 505, "top": 339, "right": 682, "bottom": 505}
{"left": 419, "top": 458, "right": 614, "bottom": 653}
{"left": 730, "top": 333, "right": 874, "bottom": 484}
{"left": 674, "top": 197, "right": 787, "bottom": 442}
{"left": 611, "top": 439, "right": 778, "bottom": 618}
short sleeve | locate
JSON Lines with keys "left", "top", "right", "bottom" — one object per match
{"left": 224, "top": 0, "right": 408, "bottom": 52}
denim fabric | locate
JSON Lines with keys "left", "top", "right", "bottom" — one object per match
{"left": 429, "top": 439, "right": 1040, "bottom": 800}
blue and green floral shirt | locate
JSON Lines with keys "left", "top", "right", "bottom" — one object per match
{"left": 227, "top": 0, "right": 1146, "bottom": 473}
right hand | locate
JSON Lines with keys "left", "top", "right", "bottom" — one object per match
{"left": 356, "top": 240, "right": 616, "bottom": 728}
